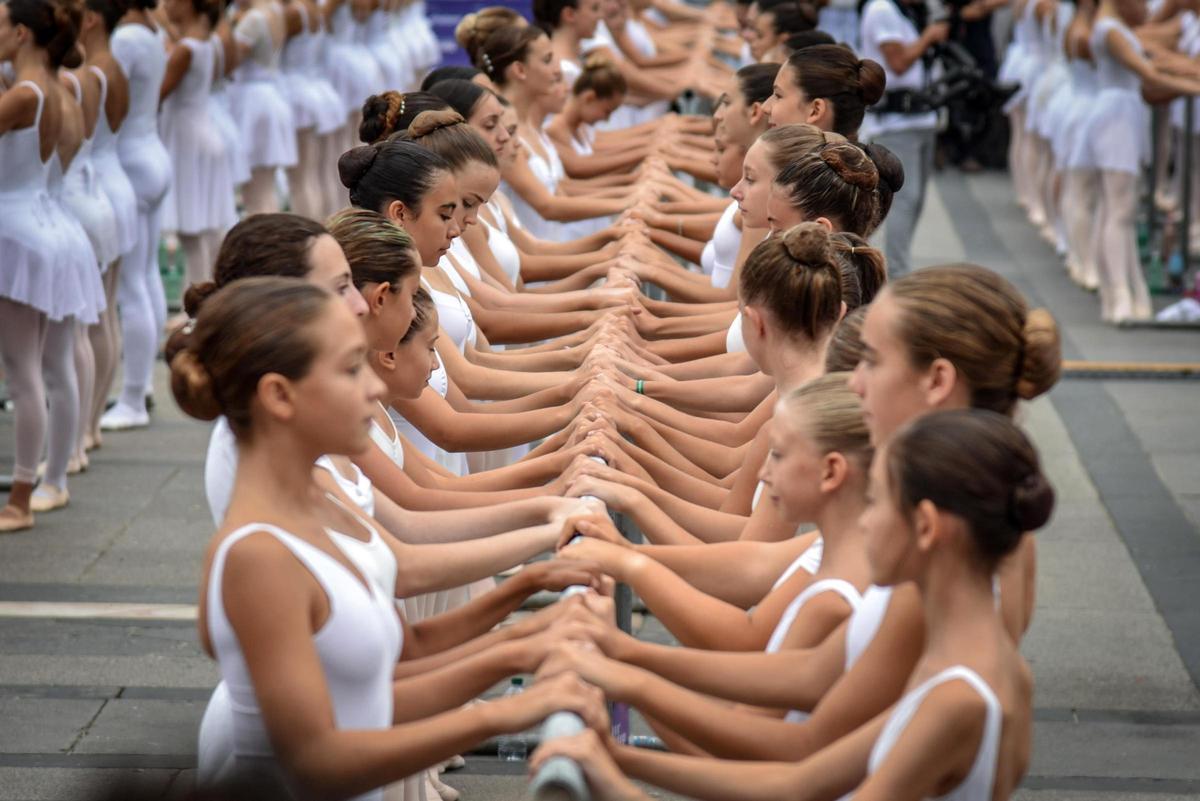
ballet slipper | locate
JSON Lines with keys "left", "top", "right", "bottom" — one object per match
{"left": 66, "top": 455, "right": 84, "bottom": 476}
{"left": 83, "top": 432, "right": 100, "bottom": 452}
{"left": 30, "top": 485, "right": 69, "bottom": 513}
{"left": 444, "top": 755, "right": 466, "bottom": 771}
{"left": 0, "top": 505, "right": 34, "bottom": 533}
{"left": 428, "top": 769, "right": 460, "bottom": 801}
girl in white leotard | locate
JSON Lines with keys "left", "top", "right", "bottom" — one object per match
{"left": 79, "top": 0, "right": 138, "bottom": 450}
{"left": 181, "top": 278, "right": 607, "bottom": 799}
{"left": 534, "top": 412, "right": 1052, "bottom": 801}
{"left": 101, "top": 0, "right": 173, "bottom": 432}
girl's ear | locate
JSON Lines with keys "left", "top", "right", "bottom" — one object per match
{"left": 385, "top": 200, "right": 409, "bottom": 224}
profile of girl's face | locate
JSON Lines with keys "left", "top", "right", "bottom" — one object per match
{"left": 860, "top": 444, "right": 917, "bottom": 586}
{"left": 729, "top": 139, "right": 773, "bottom": 229}
{"left": 468, "top": 91, "right": 512, "bottom": 158}
{"left": 397, "top": 173, "right": 461, "bottom": 266}
{"left": 766, "top": 181, "right": 807, "bottom": 235}
{"left": 455, "top": 162, "right": 502, "bottom": 229}
{"left": 289, "top": 300, "right": 386, "bottom": 458}
{"left": 305, "top": 234, "right": 369, "bottom": 317}
{"left": 392, "top": 313, "right": 441, "bottom": 399}
{"left": 757, "top": 410, "right": 828, "bottom": 524}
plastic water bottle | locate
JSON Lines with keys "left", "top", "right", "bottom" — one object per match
{"left": 497, "top": 677, "right": 528, "bottom": 762}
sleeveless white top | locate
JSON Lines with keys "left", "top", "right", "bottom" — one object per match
{"left": 424, "top": 276, "right": 477, "bottom": 353}
{"left": 199, "top": 522, "right": 401, "bottom": 800}
{"left": 369, "top": 404, "right": 405, "bottom": 469}
{"left": 483, "top": 211, "right": 522, "bottom": 286}
{"left": 846, "top": 584, "right": 893, "bottom": 670}
{"left": 708, "top": 201, "right": 740, "bottom": 289}
{"left": 314, "top": 455, "right": 376, "bottom": 519}
{"left": 505, "top": 129, "right": 567, "bottom": 241}
{"left": 867, "top": 666, "right": 1002, "bottom": 801}
{"left": 770, "top": 538, "right": 825, "bottom": 591}
{"left": 725, "top": 312, "right": 746, "bottom": 354}
{"left": 765, "top": 577, "right": 862, "bottom": 724}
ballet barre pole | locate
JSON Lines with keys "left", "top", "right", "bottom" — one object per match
{"left": 528, "top": 455, "right": 613, "bottom": 801}
{"left": 1182, "top": 99, "right": 1194, "bottom": 281}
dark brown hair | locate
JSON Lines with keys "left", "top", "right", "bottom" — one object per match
{"left": 400, "top": 287, "right": 434, "bottom": 344}
{"left": 475, "top": 23, "right": 546, "bottom": 86}
{"left": 830, "top": 232, "right": 885, "bottom": 309}
{"left": 735, "top": 62, "right": 781, "bottom": 105}
{"left": 824, "top": 306, "right": 867, "bottom": 373}
{"left": 326, "top": 208, "right": 420, "bottom": 291}
{"left": 359, "top": 91, "right": 451, "bottom": 144}
{"left": 739, "top": 222, "right": 842, "bottom": 341}
{"left": 887, "top": 409, "right": 1055, "bottom": 566}
{"left": 170, "top": 278, "right": 333, "bottom": 437}
{"left": 394, "top": 108, "right": 498, "bottom": 170}
{"left": 339, "top": 139, "right": 452, "bottom": 214}
{"left": 47, "top": 0, "right": 82, "bottom": 68}
{"left": 759, "top": 0, "right": 819, "bottom": 37}
{"left": 886, "top": 264, "right": 1062, "bottom": 415}
{"left": 85, "top": 0, "right": 128, "bottom": 32}
{"left": 773, "top": 141, "right": 882, "bottom": 236}
{"left": 784, "top": 44, "right": 885, "bottom": 138}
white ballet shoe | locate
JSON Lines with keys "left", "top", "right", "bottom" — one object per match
{"left": 100, "top": 403, "right": 150, "bottom": 431}
{"left": 0, "top": 505, "right": 34, "bottom": 533}
{"left": 443, "top": 755, "right": 466, "bottom": 772}
{"left": 30, "top": 484, "right": 69, "bottom": 513}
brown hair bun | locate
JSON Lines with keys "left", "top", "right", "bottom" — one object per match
{"left": 781, "top": 222, "right": 833, "bottom": 264}
{"left": 338, "top": 144, "right": 380, "bottom": 191}
{"left": 856, "top": 58, "right": 886, "bottom": 106}
{"left": 1016, "top": 307, "right": 1062, "bottom": 400}
{"left": 182, "top": 281, "right": 218, "bottom": 318}
{"left": 169, "top": 349, "right": 221, "bottom": 422}
{"left": 820, "top": 144, "right": 878, "bottom": 191}
{"left": 407, "top": 108, "right": 466, "bottom": 139}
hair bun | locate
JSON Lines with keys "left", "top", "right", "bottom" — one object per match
{"left": 781, "top": 222, "right": 833, "bottom": 264}
{"left": 1016, "top": 307, "right": 1062, "bottom": 400}
{"left": 1009, "top": 471, "right": 1055, "bottom": 532}
{"left": 338, "top": 144, "right": 379, "bottom": 191}
{"left": 182, "top": 280, "right": 218, "bottom": 318}
{"left": 856, "top": 58, "right": 886, "bottom": 106}
{"left": 820, "top": 143, "right": 878, "bottom": 191}
{"left": 861, "top": 142, "right": 904, "bottom": 193}
{"left": 169, "top": 349, "right": 221, "bottom": 422}
{"left": 582, "top": 50, "right": 614, "bottom": 71}
{"left": 407, "top": 108, "right": 465, "bottom": 138}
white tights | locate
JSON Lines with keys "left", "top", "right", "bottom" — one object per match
{"left": 0, "top": 299, "right": 48, "bottom": 485}
{"left": 322, "top": 124, "right": 351, "bottom": 216}
{"left": 287, "top": 129, "right": 325, "bottom": 220}
{"left": 41, "top": 318, "right": 79, "bottom": 492}
{"left": 179, "top": 230, "right": 223, "bottom": 305}
{"left": 117, "top": 205, "right": 166, "bottom": 412}
{"left": 89, "top": 262, "right": 122, "bottom": 441}
{"left": 1063, "top": 169, "right": 1099, "bottom": 288}
{"left": 73, "top": 321, "right": 94, "bottom": 462}
{"left": 243, "top": 167, "right": 280, "bottom": 216}
{"left": 1095, "top": 170, "right": 1152, "bottom": 321}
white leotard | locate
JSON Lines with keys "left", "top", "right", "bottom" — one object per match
{"left": 111, "top": 22, "right": 172, "bottom": 210}
{"left": 764, "top": 578, "right": 861, "bottom": 724}
{"left": 198, "top": 522, "right": 401, "bottom": 799}
{"left": 314, "top": 455, "right": 376, "bottom": 518}
{"left": 845, "top": 584, "right": 893, "bottom": 670}
{"left": 424, "top": 276, "right": 477, "bottom": 353}
{"left": 230, "top": 4, "right": 298, "bottom": 170}
{"left": 483, "top": 210, "right": 522, "bottom": 286}
{"left": 708, "top": 201, "right": 740, "bottom": 289}
{"left": 505, "top": 129, "right": 568, "bottom": 241}
{"left": 389, "top": 369, "right": 469, "bottom": 477}
{"left": 87, "top": 65, "right": 139, "bottom": 255}
{"left": 59, "top": 71, "right": 121, "bottom": 269}
{"left": 368, "top": 404, "right": 405, "bottom": 469}
{"left": 725, "top": 312, "right": 746, "bottom": 353}
{"left": 770, "top": 538, "right": 825, "bottom": 591}
{"left": 446, "top": 240, "right": 481, "bottom": 289}
{"left": 867, "top": 666, "right": 1002, "bottom": 801}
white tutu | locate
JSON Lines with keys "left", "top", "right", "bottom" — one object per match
{"left": 326, "top": 3, "right": 386, "bottom": 116}
{"left": 281, "top": 7, "right": 346, "bottom": 135}
{"left": 212, "top": 36, "right": 250, "bottom": 186}
{"left": 62, "top": 144, "right": 121, "bottom": 269}
{"left": 89, "top": 66, "right": 139, "bottom": 255}
{"left": 229, "top": 70, "right": 298, "bottom": 170}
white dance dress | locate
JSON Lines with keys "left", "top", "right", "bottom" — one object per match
{"left": 60, "top": 71, "right": 121, "bottom": 269}
{"left": 1076, "top": 17, "right": 1149, "bottom": 175}
{"left": 280, "top": 4, "right": 345, "bottom": 136}
{"left": 231, "top": 4, "right": 298, "bottom": 170}
{"left": 211, "top": 35, "right": 251, "bottom": 186}
{"left": 159, "top": 37, "right": 238, "bottom": 234}
{"left": 324, "top": 0, "right": 385, "bottom": 117}
{"left": 87, "top": 65, "right": 139, "bottom": 257}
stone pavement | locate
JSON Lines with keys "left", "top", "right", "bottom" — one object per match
{"left": 1, "top": 170, "right": 1199, "bottom": 800}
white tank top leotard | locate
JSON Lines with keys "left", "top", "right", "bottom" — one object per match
{"left": 423, "top": 276, "right": 478, "bottom": 353}
{"left": 369, "top": 404, "right": 405, "bottom": 469}
{"left": 505, "top": 129, "right": 568, "bottom": 241}
{"left": 314, "top": 455, "right": 376, "bottom": 518}
{"left": 764, "top": 578, "right": 862, "bottom": 723}
{"left": 845, "top": 584, "right": 893, "bottom": 671}
{"left": 483, "top": 211, "right": 522, "bottom": 286}
{"left": 60, "top": 71, "right": 121, "bottom": 269}
{"left": 707, "top": 201, "right": 741, "bottom": 289}
{"left": 111, "top": 22, "right": 172, "bottom": 209}
{"left": 198, "top": 522, "right": 401, "bottom": 799}
{"left": 87, "top": 65, "right": 139, "bottom": 255}
{"left": 867, "top": 666, "right": 1002, "bottom": 801}
{"left": 770, "top": 538, "right": 825, "bottom": 591}
{"left": 725, "top": 312, "right": 746, "bottom": 354}
{"left": 389, "top": 369, "right": 469, "bottom": 478}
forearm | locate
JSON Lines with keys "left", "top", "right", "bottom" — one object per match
{"left": 405, "top": 577, "right": 531, "bottom": 658}
{"left": 469, "top": 345, "right": 582, "bottom": 373}
{"left": 392, "top": 641, "right": 525, "bottom": 722}
{"left": 640, "top": 482, "right": 746, "bottom": 542}
{"left": 647, "top": 328, "right": 728, "bottom": 362}
{"left": 641, "top": 372, "right": 764, "bottom": 414}
{"left": 622, "top": 423, "right": 727, "bottom": 483}
{"left": 439, "top": 346, "right": 568, "bottom": 399}
{"left": 645, "top": 227, "right": 707, "bottom": 263}
{"left": 640, "top": 296, "right": 737, "bottom": 318}
{"left": 393, "top": 524, "right": 555, "bottom": 597}
{"left": 656, "top": 351, "right": 756, "bottom": 381}
{"left": 614, "top": 743, "right": 813, "bottom": 801}
{"left": 473, "top": 305, "right": 599, "bottom": 345}
{"left": 626, "top": 445, "right": 729, "bottom": 509}
{"left": 642, "top": 264, "right": 736, "bottom": 303}
{"left": 426, "top": 452, "right": 566, "bottom": 492}
{"left": 639, "top": 540, "right": 803, "bottom": 607}
{"left": 639, "top": 416, "right": 746, "bottom": 476}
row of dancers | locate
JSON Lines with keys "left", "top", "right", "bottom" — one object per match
{"left": 4, "top": 2, "right": 1067, "bottom": 800}
{"left": 1004, "top": 0, "right": 1200, "bottom": 322}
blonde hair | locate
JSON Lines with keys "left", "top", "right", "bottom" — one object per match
{"left": 780, "top": 372, "right": 872, "bottom": 466}
{"left": 886, "top": 264, "right": 1062, "bottom": 415}
{"left": 455, "top": 7, "right": 526, "bottom": 64}
{"left": 574, "top": 52, "right": 627, "bottom": 99}
{"left": 758, "top": 123, "right": 845, "bottom": 175}
{"left": 326, "top": 208, "right": 420, "bottom": 291}
{"left": 739, "top": 222, "right": 842, "bottom": 341}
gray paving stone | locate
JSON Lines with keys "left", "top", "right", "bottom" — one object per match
{"left": 1029, "top": 719, "right": 1200, "bottom": 780}
{"left": 0, "top": 698, "right": 104, "bottom": 754}
{"left": 73, "top": 699, "right": 206, "bottom": 756}
{"left": 0, "top": 767, "right": 181, "bottom": 801}
{"left": 0, "top": 655, "right": 217, "bottom": 688}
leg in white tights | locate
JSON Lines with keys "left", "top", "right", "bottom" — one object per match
{"left": 287, "top": 129, "right": 324, "bottom": 220}
{"left": 1063, "top": 169, "right": 1099, "bottom": 289}
{"left": 243, "top": 167, "right": 280, "bottom": 216}
{"left": 0, "top": 298, "right": 48, "bottom": 527}
{"left": 147, "top": 203, "right": 167, "bottom": 341}
{"left": 106, "top": 211, "right": 159, "bottom": 424}
{"left": 72, "top": 321, "right": 94, "bottom": 469}
{"left": 179, "top": 231, "right": 215, "bottom": 307}
{"left": 89, "top": 261, "right": 121, "bottom": 445}
{"left": 321, "top": 128, "right": 349, "bottom": 217}
{"left": 1097, "top": 170, "right": 1151, "bottom": 322}
{"left": 1009, "top": 107, "right": 1029, "bottom": 208}
{"left": 40, "top": 318, "right": 79, "bottom": 499}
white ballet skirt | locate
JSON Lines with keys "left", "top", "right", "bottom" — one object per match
{"left": 210, "top": 35, "right": 251, "bottom": 186}
{"left": 280, "top": 5, "right": 345, "bottom": 135}
{"left": 366, "top": 8, "right": 411, "bottom": 91}
{"left": 999, "top": 0, "right": 1041, "bottom": 113}
{"left": 325, "top": 1, "right": 385, "bottom": 117}
{"left": 1076, "top": 17, "right": 1149, "bottom": 175}
{"left": 1056, "top": 58, "right": 1098, "bottom": 171}
{"left": 87, "top": 66, "right": 139, "bottom": 256}
{"left": 160, "top": 37, "right": 238, "bottom": 234}
{"left": 1025, "top": 2, "right": 1072, "bottom": 137}
{"left": 60, "top": 73, "right": 121, "bottom": 268}
{"left": 49, "top": 152, "right": 107, "bottom": 325}
{"left": 230, "top": 6, "right": 298, "bottom": 170}
{"left": 0, "top": 81, "right": 103, "bottom": 324}
{"left": 702, "top": 201, "right": 740, "bottom": 289}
